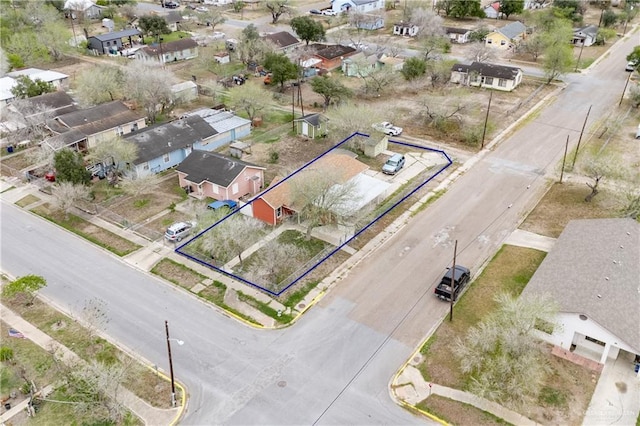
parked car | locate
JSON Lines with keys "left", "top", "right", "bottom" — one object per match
{"left": 625, "top": 60, "right": 638, "bottom": 71}
{"left": 208, "top": 200, "right": 238, "bottom": 210}
{"left": 309, "top": 9, "right": 322, "bottom": 14}
{"left": 164, "top": 1, "right": 180, "bottom": 9}
{"left": 434, "top": 265, "right": 471, "bottom": 301}
{"left": 322, "top": 9, "right": 338, "bottom": 16}
{"left": 211, "top": 31, "right": 226, "bottom": 40}
{"left": 232, "top": 75, "right": 246, "bottom": 85}
{"left": 373, "top": 121, "right": 403, "bottom": 136}
{"left": 165, "top": 221, "right": 196, "bottom": 242}
{"left": 195, "top": 6, "right": 208, "bottom": 12}
{"left": 382, "top": 153, "right": 405, "bottom": 175}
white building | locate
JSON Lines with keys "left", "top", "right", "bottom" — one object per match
{"left": 522, "top": 218, "right": 640, "bottom": 373}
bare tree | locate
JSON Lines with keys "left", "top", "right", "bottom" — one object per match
{"left": 359, "top": 67, "right": 397, "bottom": 96}
{"left": 51, "top": 181, "right": 91, "bottom": 219}
{"left": 325, "top": 102, "right": 383, "bottom": 141}
{"left": 3, "top": 100, "right": 54, "bottom": 144}
{"left": 290, "top": 166, "right": 361, "bottom": 239}
{"left": 581, "top": 156, "right": 615, "bottom": 202}
{"left": 79, "top": 298, "right": 110, "bottom": 340}
{"left": 75, "top": 66, "right": 124, "bottom": 106}
{"left": 124, "top": 61, "right": 176, "bottom": 123}
{"left": 265, "top": 0, "right": 291, "bottom": 24}
{"left": 228, "top": 83, "right": 269, "bottom": 124}
{"left": 87, "top": 137, "right": 138, "bottom": 178}
{"left": 518, "top": 34, "right": 545, "bottom": 62}
{"left": 454, "top": 292, "right": 558, "bottom": 407}
{"left": 411, "top": 7, "right": 445, "bottom": 37}
{"left": 119, "top": 170, "right": 161, "bottom": 196}
{"left": 196, "top": 8, "right": 226, "bottom": 31}
{"left": 466, "top": 42, "right": 496, "bottom": 63}
{"left": 249, "top": 240, "right": 305, "bottom": 289}
{"left": 200, "top": 215, "right": 266, "bottom": 266}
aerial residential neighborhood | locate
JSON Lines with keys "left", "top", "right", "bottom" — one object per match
{"left": 0, "top": 0, "right": 639, "bottom": 425}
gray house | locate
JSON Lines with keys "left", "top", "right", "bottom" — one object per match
{"left": 294, "top": 113, "right": 328, "bottom": 138}
{"left": 572, "top": 25, "right": 598, "bottom": 47}
{"left": 87, "top": 29, "right": 142, "bottom": 55}
{"left": 451, "top": 62, "right": 523, "bottom": 92}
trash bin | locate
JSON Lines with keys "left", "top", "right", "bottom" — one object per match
{"left": 4, "top": 402, "right": 11, "bottom": 410}
{"left": 7, "top": 146, "right": 14, "bottom": 153}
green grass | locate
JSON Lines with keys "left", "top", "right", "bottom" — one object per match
{"left": 32, "top": 208, "right": 140, "bottom": 257}
{"left": 538, "top": 386, "right": 568, "bottom": 408}
{"left": 143, "top": 31, "right": 191, "bottom": 45}
{"left": 150, "top": 258, "right": 208, "bottom": 289}
{"left": 134, "top": 198, "right": 150, "bottom": 208}
{"left": 278, "top": 229, "right": 327, "bottom": 254}
{"left": 280, "top": 280, "right": 319, "bottom": 309}
{"left": 416, "top": 394, "right": 512, "bottom": 426}
{"left": 237, "top": 291, "right": 294, "bottom": 324}
{"left": 15, "top": 194, "right": 41, "bottom": 207}
{"left": 197, "top": 285, "right": 261, "bottom": 326}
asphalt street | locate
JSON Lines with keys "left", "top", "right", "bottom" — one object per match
{"left": 1, "top": 31, "right": 638, "bottom": 425}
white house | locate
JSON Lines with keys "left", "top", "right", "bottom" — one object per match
{"left": 521, "top": 218, "right": 640, "bottom": 371}
{"left": 64, "top": 0, "right": 103, "bottom": 19}
{"left": 450, "top": 62, "right": 523, "bottom": 92}
{"left": 393, "top": 21, "right": 419, "bottom": 37}
{"left": 572, "top": 25, "right": 598, "bottom": 47}
{"left": 1, "top": 69, "right": 70, "bottom": 107}
{"left": 331, "top": 0, "right": 384, "bottom": 14}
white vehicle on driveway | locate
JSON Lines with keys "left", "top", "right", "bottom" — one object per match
{"left": 373, "top": 121, "right": 403, "bottom": 136}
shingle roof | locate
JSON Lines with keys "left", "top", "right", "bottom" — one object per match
{"left": 177, "top": 150, "right": 263, "bottom": 187}
{"left": 444, "top": 26, "right": 471, "bottom": 34}
{"left": 22, "top": 91, "right": 77, "bottom": 115}
{"left": 497, "top": 21, "right": 526, "bottom": 39}
{"left": 125, "top": 115, "right": 217, "bottom": 164}
{"left": 141, "top": 38, "right": 198, "bottom": 55}
{"left": 89, "top": 29, "right": 141, "bottom": 42}
{"left": 259, "top": 153, "right": 368, "bottom": 208}
{"left": 574, "top": 24, "right": 598, "bottom": 37}
{"left": 451, "top": 61, "right": 522, "bottom": 80}
{"left": 41, "top": 129, "right": 87, "bottom": 150}
{"left": 294, "top": 113, "right": 326, "bottom": 127}
{"left": 263, "top": 31, "right": 300, "bottom": 48}
{"left": 521, "top": 218, "right": 640, "bottom": 353}
{"left": 51, "top": 101, "right": 145, "bottom": 135}
{"left": 315, "top": 44, "right": 356, "bottom": 60}
{"left": 181, "top": 108, "right": 251, "bottom": 134}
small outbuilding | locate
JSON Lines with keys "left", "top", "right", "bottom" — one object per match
{"left": 393, "top": 21, "right": 419, "bottom": 37}
{"left": 294, "top": 113, "right": 328, "bottom": 139}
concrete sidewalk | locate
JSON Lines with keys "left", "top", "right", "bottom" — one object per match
{"left": 504, "top": 229, "right": 556, "bottom": 252}
{"left": 0, "top": 304, "right": 179, "bottom": 425}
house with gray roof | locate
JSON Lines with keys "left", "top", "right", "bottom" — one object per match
{"left": 87, "top": 29, "right": 142, "bottom": 55}
{"left": 572, "top": 25, "right": 598, "bottom": 47}
{"left": 125, "top": 115, "right": 216, "bottom": 176}
{"left": 294, "top": 113, "right": 328, "bottom": 138}
{"left": 177, "top": 150, "right": 265, "bottom": 201}
{"left": 485, "top": 21, "right": 527, "bottom": 49}
{"left": 330, "top": 0, "right": 384, "bottom": 14}
{"left": 46, "top": 100, "right": 146, "bottom": 149}
{"left": 180, "top": 108, "right": 252, "bottom": 149}
{"left": 135, "top": 38, "right": 199, "bottom": 64}
{"left": 450, "top": 62, "right": 523, "bottom": 91}
{"left": 521, "top": 218, "right": 640, "bottom": 368}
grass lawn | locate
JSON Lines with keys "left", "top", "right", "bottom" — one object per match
{"left": 31, "top": 204, "right": 141, "bottom": 257}
{"left": 416, "top": 244, "right": 596, "bottom": 425}
{"left": 151, "top": 257, "right": 208, "bottom": 290}
{"left": 143, "top": 31, "right": 191, "bottom": 45}
{"left": 519, "top": 182, "right": 622, "bottom": 238}
{"left": 15, "top": 194, "right": 40, "bottom": 207}
{"left": 416, "top": 395, "right": 512, "bottom": 426}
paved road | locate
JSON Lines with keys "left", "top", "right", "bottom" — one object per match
{"left": 1, "top": 34, "right": 637, "bottom": 425}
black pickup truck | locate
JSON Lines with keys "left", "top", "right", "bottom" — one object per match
{"left": 434, "top": 265, "right": 471, "bottom": 301}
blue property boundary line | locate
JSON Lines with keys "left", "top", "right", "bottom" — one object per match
{"left": 175, "top": 132, "right": 453, "bottom": 296}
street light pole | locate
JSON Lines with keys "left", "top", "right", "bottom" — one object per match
{"left": 165, "top": 320, "right": 181, "bottom": 408}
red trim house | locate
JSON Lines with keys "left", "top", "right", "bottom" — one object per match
{"left": 252, "top": 153, "right": 369, "bottom": 225}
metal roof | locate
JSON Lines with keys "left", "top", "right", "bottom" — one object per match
{"left": 88, "top": 29, "right": 141, "bottom": 42}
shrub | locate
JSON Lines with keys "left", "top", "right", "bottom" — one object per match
{"left": 0, "top": 346, "right": 14, "bottom": 362}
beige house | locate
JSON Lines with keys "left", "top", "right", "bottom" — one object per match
{"left": 485, "top": 21, "right": 527, "bottom": 50}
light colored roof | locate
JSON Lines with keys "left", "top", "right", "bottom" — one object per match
{"left": 328, "top": 172, "right": 390, "bottom": 216}
{"left": 301, "top": 58, "right": 322, "bottom": 68}
{"left": 7, "top": 68, "right": 69, "bottom": 83}
{"left": 64, "top": 0, "right": 99, "bottom": 11}
{"left": 521, "top": 218, "right": 640, "bottom": 353}
{"left": 181, "top": 108, "right": 251, "bottom": 134}
{"left": 0, "top": 76, "right": 17, "bottom": 102}
{"left": 171, "top": 81, "right": 197, "bottom": 92}
{"left": 89, "top": 29, "right": 141, "bottom": 42}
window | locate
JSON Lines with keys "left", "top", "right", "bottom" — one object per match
{"left": 484, "top": 77, "right": 494, "bottom": 85}
{"left": 116, "top": 126, "right": 124, "bottom": 136}
{"left": 487, "top": 39, "right": 492, "bottom": 44}
{"left": 163, "top": 153, "right": 170, "bottom": 163}
{"left": 579, "top": 314, "right": 588, "bottom": 321}
{"left": 132, "top": 122, "right": 139, "bottom": 132}
{"left": 498, "top": 79, "right": 506, "bottom": 87}
{"left": 276, "top": 207, "right": 282, "bottom": 218}
{"left": 232, "top": 183, "right": 239, "bottom": 194}
{"left": 142, "top": 162, "right": 149, "bottom": 170}
{"left": 585, "top": 336, "right": 605, "bottom": 347}
{"left": 500, "top": 40, "right": 506, "bottom": 46}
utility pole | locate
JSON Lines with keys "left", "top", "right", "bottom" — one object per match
{"left": 571, "top": 105, "right": 591, "bottom": 169}
{"left": 619, "top": 71, "right": 632, "bottom": 106}
{"left": 481, "top": 90, "right": 493, "bottom": 149}
{"left": 560, "top": 135, "right": 569, "bottom": 184}
{"left": 575, "top": 42, "right": 585, "bottom": 72}
{"left": 165, "top": 320, "right": 177, "bottom": 407}
{"left": 449, "top": 240, "right": 457, "bottom": 322}
{"left": 291, "top": 83, "right": 295, "bottom": 131}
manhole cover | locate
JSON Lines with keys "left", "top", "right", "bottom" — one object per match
{"left": 298, "top": 303, "right": 306, "bottom": 310}
{"left": 277, "top": 381, "right": 287, "bottom": 388}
